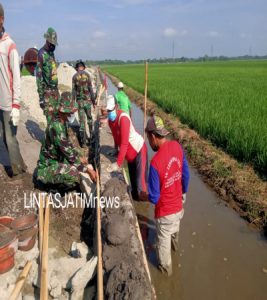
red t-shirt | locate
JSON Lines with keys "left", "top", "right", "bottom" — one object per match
{"left": 149, "top": 140, "right": 184, "bottom": 218}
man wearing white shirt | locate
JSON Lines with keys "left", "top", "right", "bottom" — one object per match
{"left": 0, "top": 3, "right": 27, "bottom": 176}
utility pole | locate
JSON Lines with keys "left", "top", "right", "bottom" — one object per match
{"left": 172, "top": 40, "right": 175, "bottom": 59}
{"left": 210, "top": 44, "right": 214, "bottom": 58}
{"left": 249, "top": 45, "right": 252, "bottom": 56}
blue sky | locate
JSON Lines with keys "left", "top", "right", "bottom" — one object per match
{"left": 1, "top": 0, "right": 267, "bottom": 61}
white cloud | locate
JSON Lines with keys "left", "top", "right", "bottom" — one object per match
{"left": 92, "top": 31, "right": 106, "bottom": 38}
{"left": 163, "top": 27, "right": 177, "bottom": 38}
{"left": 163, "top": 28, "right": 188, "bottom": 38}
{"left": 207, "top": 31, "right": 219, "bottom": 38}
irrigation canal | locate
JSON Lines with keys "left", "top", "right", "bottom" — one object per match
{"left": 106, "top": 77, "right": 267, "bottom": 300}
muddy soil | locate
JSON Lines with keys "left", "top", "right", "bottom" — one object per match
{"left": 0, "top": 166, "right": 36, "bottom": 217}
{"left": 106, "top": 73, "right": 267, "bottom": 234}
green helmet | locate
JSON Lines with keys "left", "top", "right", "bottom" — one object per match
{"left": 44, "top": 27, "right": 58, "bottom": 46}
{"left": 59, "top": 92, "right": 78, "bottom": 113}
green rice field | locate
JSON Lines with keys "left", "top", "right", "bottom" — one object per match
{"left": 104, "top": 61, "right": 267, "bottom": 177}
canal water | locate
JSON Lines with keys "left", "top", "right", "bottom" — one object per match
{"left": 106, "top": 77, "right": 267, "bottom": 300}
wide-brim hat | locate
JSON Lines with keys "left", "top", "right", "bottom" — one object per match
{"left": 44, "top": 27, "right": 58, "bottom": 46}
{"left": 75, "top": 60, "right": 85, "bottom": 69}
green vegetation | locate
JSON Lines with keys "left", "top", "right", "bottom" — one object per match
{"left": 104, "top": 60, "right": 267, "bottom": 177}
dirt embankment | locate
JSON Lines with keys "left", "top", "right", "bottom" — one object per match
{"left": 106, "top": 73, "right": 267, "bottom": 235}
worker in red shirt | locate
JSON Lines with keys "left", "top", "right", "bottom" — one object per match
{"left": 145, "top": 115, "right": 190, "bottom": 276}
{"left": 106, "top": 95, "right": 148, "bottom": 200}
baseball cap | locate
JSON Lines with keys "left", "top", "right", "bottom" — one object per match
{"left": 106, "top": 95, "right": 116, "bottom": 111}
{"left": 117, "top": 82, "right": 124, "bottom": 88}
{"left": 145, "top": 115, "right": 170, "bottom": 137}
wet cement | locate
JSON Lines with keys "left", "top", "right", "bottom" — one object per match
{"left": 106, "top": 77, "right": 267, "bottom": 300}
{"left": 102, "top": 178, "right": 152, "bottom": 300}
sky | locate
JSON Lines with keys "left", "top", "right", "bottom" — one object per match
{"left": 1, "top": 0, "right": 267, "bottom": 61}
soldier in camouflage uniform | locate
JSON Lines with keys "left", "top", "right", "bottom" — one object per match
{"left": 37, "top": 91, "right": 96, "bottom": 188}
{"left": 36, "top": 27, "right": 59, "bottom": 124}
{"left": 72, "top": 60, "right": 96, "bottom": 147}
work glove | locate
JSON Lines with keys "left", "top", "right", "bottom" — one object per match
{"left": 39, "top": 98, "right": 45, "bottom": 110}
{"left": 10, "top": 108, "right": 20, "bottom": 127}
{"left": 107, "top": 162, "right": 120, "bottom": 173}
{"left": 182, "top": 193, "right": 187, "bottom": 204}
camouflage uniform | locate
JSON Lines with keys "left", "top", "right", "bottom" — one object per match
{"left": 72, "top": 70, "right": 95, "bottom": 145}
{"left": 37, "top": 92, "right": 86, "bottom": 187}
{"left": 36, "top": 28, "right": 59, "bottom": 123}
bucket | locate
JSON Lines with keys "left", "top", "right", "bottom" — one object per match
{"left": 0, "top": 216, "right": 14, "bottom": 228}
{"left": 0, "top": 247, "right": 15, "bottom": 274}
{"left": 11, "top": 214, "right": 38, "bottom": 251}
{"left": 0, "top": 224, "right": 17, "bottom": 274}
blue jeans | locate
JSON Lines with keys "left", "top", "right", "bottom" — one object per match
{"left": 0, "top": 110, "right": 26, "bottom": 175}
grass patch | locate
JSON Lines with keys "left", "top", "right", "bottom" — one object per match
{"left": 104, "top": 60, "right": 267, "bottom": 178}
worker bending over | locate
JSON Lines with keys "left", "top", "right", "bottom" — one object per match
{"left": 106, "top": 95, "right": 148, "bottom": 200}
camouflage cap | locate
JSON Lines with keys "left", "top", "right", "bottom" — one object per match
{"left": 0, "top": 3, "right": 4, "bottom": 17}
{"left": 146, "top": 115, "right": 170, "bottom": 137}
{"left": 44, "top": 27, "right": 58, "bottom": 46}
{"left": 59, "top": 92, "right": 78, "bottom": 114}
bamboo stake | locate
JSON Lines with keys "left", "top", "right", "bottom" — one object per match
{"left": 9, "top": 261, "right": 32, "bottom": 300}
{"left": 122, "top": 166, "right": 156, "bottom": 298}
{"left": 40, "top": 197, "right": 50, "bottom": 300}
{"left": 143, "top": 61, "right": 148, "bottom": 140}
{"left": 122, "top": 168, "right": 129, "bottom": 186}
{"left": 96, "top": 84, "right": 104, "bottom": 107}
{"left": 39, "top": 194, "right": 44, "bottom": 262}
{"left": 96, "top": 169, "right": 104, "bottom": 300}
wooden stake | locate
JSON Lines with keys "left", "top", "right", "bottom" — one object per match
{"left": 40, "top": 197, "right": 50, "bottom": 300}
{"left": 96, "top": 170, "right": 104, "bottom": 300}
{"left": 9, "top": 261, "right": 32, "bottom": 300}
{"left": 143, "top": 61, "right": 148, "bottom": 140}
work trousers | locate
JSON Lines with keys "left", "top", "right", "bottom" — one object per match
{"left": 43, "top": 88, "right": 60, "bottom": 124}
{"left": 37, "top": 161, "right": 81, "bottom": 187}
{"left": 155, "top": 209, "right": 184, "bottom": 276}
{"left": 128, "top": 144, "right": 148, "bottom": 200}
{"left": 0, "top": 110, "right": 26, "bottom": 175}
